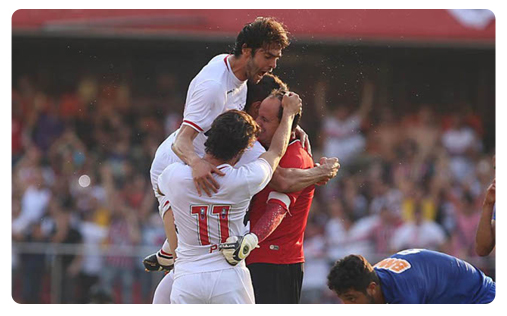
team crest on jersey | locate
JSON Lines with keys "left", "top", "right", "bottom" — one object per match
{"left": 374, "top": 258, "right": 412, "bottom": 273}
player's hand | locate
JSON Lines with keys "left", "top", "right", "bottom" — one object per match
{"left": 282, "top": 92, "right": 302, "bottom": 117}
{"left": 295, "top": 125, "right": 312, "bottom": 156}
{"left": 191, "top": 158, "right": 225, "bottom": 197}
{"left": 315, "top": 157, "right": 340, "bottom": 185}
{"left": 219, "top": 233, "right": 259, "bottom": 266}
{"left": 143, "top": 253, "right": 174, "bottom": 273}
{"left": 484, "top": 178, "right": 495, "bottom": 205}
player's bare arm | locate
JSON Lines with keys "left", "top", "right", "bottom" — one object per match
{"left": 259, "top": 93, "right": 302, "bottom": 170}
{"left": 163, "top": 208, "right": 179, "bottom": 258}
{"left": 172, "top": 125, "right": 225, "bottom": 197}
{"left": 269, "top": 156, "right": 340, "bottom": 192}
{"left": 475, "top": 178, "right": 495, "bottom": 256}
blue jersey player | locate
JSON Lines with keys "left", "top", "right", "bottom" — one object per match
{"left": 327, "top": 249, "right": 495, "bottom": 304}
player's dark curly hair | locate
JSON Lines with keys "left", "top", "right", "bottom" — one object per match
{"left": 245, "top": 73, "right": 289, "bottom": 114}
{"left": 233, "top": 17, "right": 290, "bottom": 57}
{"left": 327, "top": 255, "right": 380, "bottom": 295}
{"left": 271, "top": 89, "right": 301, "bottom": 132}
{"left": 204, "top": 110, "right": 260, "bottom": 162}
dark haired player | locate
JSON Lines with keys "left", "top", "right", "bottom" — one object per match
{"left": 157, "top": 93, "right": 301, "bottom": 303}
{"left": 327, "top": 249, "right": 495, "bottom": 304}
{"left": 145, "top": 16, "right": 292, "bottom": 272}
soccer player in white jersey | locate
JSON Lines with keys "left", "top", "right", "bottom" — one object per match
{"left": 158, "top": 92, "right": 302, "bottom": 303}
{"left": 151, "top": 74, "right": 340, "bottom": 303}
{"left": 143, "top": 17, "right": 290, "bottom": 273}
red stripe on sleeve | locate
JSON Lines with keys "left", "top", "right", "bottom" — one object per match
{"left": 182, "top": 120, "right": 203, "bottom": 132}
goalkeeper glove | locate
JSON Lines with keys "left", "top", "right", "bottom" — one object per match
{"left": 219, "top": 233, "right": 259, "bottom": 266}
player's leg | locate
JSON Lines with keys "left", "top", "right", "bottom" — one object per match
{"left": 170, "top": 273, "right": 207, "bottom": 304}
{"left": 248, "top": 263, "right": 303, "bottom": 303}
{"left": 153, "top": 270, "right": 174, "bottom": 304}
{"left": 289, "top": 262, "right": 304, "bottom": 303}
{"left": 248, "top": 263, "right": 279, "bottom": 303}
{"left": 210, "top": 267, "right": 255, "bottom": 304}
{"left": 143, "top": 200, "right": 175, "bottom": 272}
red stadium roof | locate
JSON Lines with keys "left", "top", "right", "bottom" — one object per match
{"left": 12, "top": 9, "right": 495, "bottom": 45}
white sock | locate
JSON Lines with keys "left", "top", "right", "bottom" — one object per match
{"left": 156, "top": 239, "right": 173, "bottom": 266}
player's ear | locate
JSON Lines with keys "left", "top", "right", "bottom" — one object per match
{"left": 367, "top": 282, "right": 377, "bottom": 295}
{"left": 242, "top": 44, "right": 252, "bottom": 57}
{"left": 250, "top": 101, "right": 261, "bottom": 118}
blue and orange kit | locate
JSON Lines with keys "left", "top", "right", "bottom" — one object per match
{"left": 374, "top": 249, "right": 495, "bottom": 304}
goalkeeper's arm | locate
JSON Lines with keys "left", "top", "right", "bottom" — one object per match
{"left": 219, "top": 202, "right": 287, "bottom": 265}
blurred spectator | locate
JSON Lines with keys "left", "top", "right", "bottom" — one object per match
{"left": 98, "top": 164, "right": 141, "bottom": 304}
{"left": 12, "top": 167, "right": 51, "bottom": 237}
{"left": 322, "top": 81, "right": 374, "bottom": 165}
{"left": 390, "top": 202, "right": 447, "bottom": 252}
{"left": 341, "top": 177, "right": 368, "bottom": 220}
{"left": 32, "top": 94, "right": 65, "bottom": 153}
{"left": 366, "top": 107, "right": 402, "bottom": 163}
{"left": 75, "top": 199, "right": 108, "bottom": 304}
{"left": 325, "top": 201, "right": 352, "bottom": 259}
{"left": 451, "top": 190, "right": 482, "bottom": 258}
{"left": 441, "top": 113, "right": 482, "bottom": 183}
{"left": 301, "top": 220, "right": 328, "bottom": 304}
{"left": 46, "top": 197, "right": 83, "bottom": 304}
{"left": 48, "top": 126, "right": 87, "bottom": 177}
{"left": 12, "top": 220, "right": 48, "bottom": 303}
{"left": 403, "top": 105, "right": 441, "bottom": 161}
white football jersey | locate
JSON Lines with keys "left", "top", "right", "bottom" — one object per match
{"left": 157, "top": 158, "right": 273, "bottom": 277}
{"left": 236, "top": 140, "right": 266, "bottom": 167}
{"left": 182, "top": 53, "right": 247, "bottom": 157}
{"left": 150, "top": 54, "right": 248, "bottom": 197}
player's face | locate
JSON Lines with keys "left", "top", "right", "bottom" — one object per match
{"left": 338, "top": 289, "right": 376, "bottom": 304}
{"left": 246, "top": 46, "right": 282, "bottom": 84}
{"left": 255, "top": 96, "right": 281, "bottom": 148}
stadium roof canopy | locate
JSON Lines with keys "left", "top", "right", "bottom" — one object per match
{"left": 12, "top": 9, "right": 495, "bottom": 47}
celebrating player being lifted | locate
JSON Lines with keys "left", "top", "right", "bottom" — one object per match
{"left": 327, "top": 248, "right": 495, "bottom": 304}
{"left": 145, "top": 17, "right": 339, "bottom": 275}
{"left": 157, "top": 92, "right": 302, "bottom": 303}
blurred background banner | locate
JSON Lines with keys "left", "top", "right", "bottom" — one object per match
{"left": 13, "top": 9, "right": 495, "bottom": 44}
{"left": 12, "top": 9, "right": 495, "bottom": 304}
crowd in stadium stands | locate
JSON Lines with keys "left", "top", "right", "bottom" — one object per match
{"left": 12, "top": 73, "right": 494, "bottom": 304}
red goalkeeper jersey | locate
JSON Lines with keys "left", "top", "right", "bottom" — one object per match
{"left": 246, "top": 139, "right": 315, "bottom": 265}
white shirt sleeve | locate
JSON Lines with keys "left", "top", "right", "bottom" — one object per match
{"left": 157, "top": 163, "right": 181, "bottom": 199}
{"left": 236, "top": 158, "right": 274, "bottom": 197}
{"left": 182, "top": 80, "right": 226, "bottom": 133}
{"left": 236, "top": 140, "right": 266, "bottom": 167}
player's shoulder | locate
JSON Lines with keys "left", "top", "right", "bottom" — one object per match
{"left": 197, "top": 54, "right": 229, "bottom": 79}
{"left": 161, "top": 161, "right": 190, "bottom": 179}
{"left": 233, "top": 158, "right": 272, "bottom": 181}
{"left": 280, "top": 139, "right": 312, "bottom": 167}
{"left": 207, "top": 53, "right": 230, "bottom": 65}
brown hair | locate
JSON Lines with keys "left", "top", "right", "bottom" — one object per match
{"left": 233, "top": 17, "right": 290, "bottom": 57}
{"left": 204, "top": 110, "right": 260, "bottom": 161}
{"left": 245, "top": 73, "right": 288, "bottom": 114}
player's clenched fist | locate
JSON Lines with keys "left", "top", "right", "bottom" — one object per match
{"left": 219, "top": 233, "right": 259, "bottom": 265}
{"left": 282, "top": 92, "right": 302, "bottom": 116}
